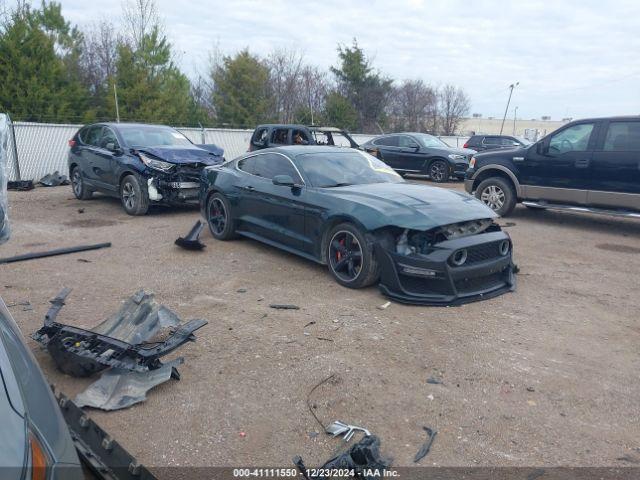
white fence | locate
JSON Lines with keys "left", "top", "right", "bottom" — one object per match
{"left": 5, "top": 121, "right": 469, "bottom": 181}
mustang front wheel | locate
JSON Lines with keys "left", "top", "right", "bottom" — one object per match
{"left": 326, "top": 223, "right": 379, "bottom": 288}
{"left": 207, "top": 193, "right": 236, "bottom": 240}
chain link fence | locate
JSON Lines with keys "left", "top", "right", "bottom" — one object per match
{"left": 4, "top": 120, "right": 469, "bottom": 181}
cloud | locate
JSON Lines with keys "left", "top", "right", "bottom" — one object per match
{"left": 55, "top": 0, "right": 640, "bottom": 119}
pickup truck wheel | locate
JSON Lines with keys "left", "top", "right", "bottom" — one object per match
{"left": 475, "top": 177, "right": 516, "bottom": 216}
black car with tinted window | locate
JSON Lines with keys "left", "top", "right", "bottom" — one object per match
{"left": 67, "top": 123, "right": 224, "bottom": 215}
{"left": 360, "top": 133, "right": 474, "bottom": 182}
{"left": 465, "top": 116, "right": 640, "bottom": 217}
{"left": 464, "top": 135, "right": 532, "bottom": 152}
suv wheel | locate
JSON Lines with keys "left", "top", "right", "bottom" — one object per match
{"left": 70, "top": 166, "right": 92, "bottom": 200}
{"left": 120, "top": 174, "right": 149, "bottom": 216}
{"left": 428, "top": 160, "right": 449, "bottom": 183}
{"left": 475, "top": 177, "right": 516, "bottom": 216}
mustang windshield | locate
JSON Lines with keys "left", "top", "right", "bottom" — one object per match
{"left": 294, "top": 151, "right": 403, "bottom": 187}
{"left": 118, "top": 125, "right": 193, "bottom": 148}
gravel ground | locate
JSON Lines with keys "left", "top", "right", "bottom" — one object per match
{"left": 1, "top": 181, "right": 639, "bottom": 472}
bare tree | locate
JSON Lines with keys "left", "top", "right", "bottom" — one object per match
{"left": 388, "top": 79, "right": 437, "bottom": 132}
{"left": 80, "top": 21, "right": 118, "bottom": 94}
{"left": 266, "top": 48, "right": 304, "bottom": 123}
{"left": 439, "top": 84, "right": 470, "bottom": 135}
{"left": 122, "top": 0, "right": 159, "bottom": 51}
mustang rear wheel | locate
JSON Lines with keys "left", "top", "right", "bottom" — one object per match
{"left": 326, "top": 223, "right": 379, "bottom": 289}
{"left": 428, "top": 160, "right": 450, "bottom": 183}
{"left": 207, "top": 193, "right": 237, "bottom": 240}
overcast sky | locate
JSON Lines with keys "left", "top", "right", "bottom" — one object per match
{"left": 55, "top": 0, "right": 640, "bottom": 120}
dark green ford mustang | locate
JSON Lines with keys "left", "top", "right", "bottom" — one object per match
{"left": 199, "top": 146, "right": 516, "bottom": 305}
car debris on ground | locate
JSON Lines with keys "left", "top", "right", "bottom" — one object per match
{"left": 0, "top": 241, "right": 111, "bottom": 264}
{"left": 294, "top": 435, "right": 391, "bottom": 480}
{"left": 39, "top": 170, "right": 69, "bottom": 187}
{"left": 269, "top": 303, "right": 300, "bottom": 310}
{"left": 175, "top": 220, "right": 206, "bottom": 250}
{"left": 7, "top": 179, "right": 34, "bottom": 190}
{"left": 413, "top": 426, "right": 437, "bottom": 463}
{"left": 32, "top": 288, "right": 207, "bottom": 410}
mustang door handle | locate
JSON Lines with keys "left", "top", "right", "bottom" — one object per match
{"left": 574, "top": 159, "right": 590, "bottom": 168}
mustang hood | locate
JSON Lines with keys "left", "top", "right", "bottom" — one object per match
{"left": 138, "top": 145, "right": 224, "bottom": 165}
{"left": 323, "top": 183, "right": 497, "bottom": 230}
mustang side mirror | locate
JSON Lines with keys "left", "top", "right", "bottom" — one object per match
{"left": 273, "top": 175, "right": 295, "bottom": 187}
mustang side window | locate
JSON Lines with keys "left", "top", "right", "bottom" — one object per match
{"left": 548, "top": 123, "right": 594, "bottom": 155}
{"left": 253, "top": 154, "right": 301, "bottom": 182}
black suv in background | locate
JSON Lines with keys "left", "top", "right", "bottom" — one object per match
{"left": 360, "top": 132, "right": 474, "bottom": 182}
{"left": 465, "top": 116, "right": 640, "bottom": 217}
{"left": 464, "top": 135, "right": 532, "bottom": 152}
{"left": 249, "top": 124, "right": 359, "bottom": 151}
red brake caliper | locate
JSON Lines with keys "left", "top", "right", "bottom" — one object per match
{"left": 337, "top": 238, "right": 345, "bottom": 261}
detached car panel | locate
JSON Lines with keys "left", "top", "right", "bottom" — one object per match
{"left": 200, "top": 146, "right": 515, "bottom": 305}
{"left": 68, "top": 123, "right": 224, "bottom": 215}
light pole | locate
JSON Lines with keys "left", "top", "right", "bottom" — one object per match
{"left": 500, "top": 82, "right": 518, "bottom": 135}
{"left": 512, "top": 106, "right": 518, "bottom": 135}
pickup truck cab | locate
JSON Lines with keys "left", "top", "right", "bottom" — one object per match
{"left": 464, "top": 116, "right": 640, "bottom": 217}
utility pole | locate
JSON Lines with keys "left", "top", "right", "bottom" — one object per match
{"left": 113, "top": 84, "right": 120, "bottom": 123}
{"left": 512, "top": 106, "right": 518, "bottom": 135}
{"left": 500, "top": 82, "right": 518, "bottom": 135}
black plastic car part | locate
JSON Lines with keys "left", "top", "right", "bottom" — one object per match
{"left": 0, "top": 242, "right": 111, "bottom": 265}
{"left": 56, "top": 391, "right": 158, "bottom": 480}
{"left": 32, "top": 288, "right": 207, "bottom": 376}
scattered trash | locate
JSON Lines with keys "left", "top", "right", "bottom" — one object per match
{"left": 377, "top": 301, "right": 391, "bottom": 310}
{"left": 316, "top": 337, "right": 334, "bottom": 342}
{"left": 32, "top": 288, "right": 207, "bottom": 410}
{"left": 269, "top": 304, "right": 300, "bottom": 310}
{"left": 294, "top": 435, "right": 391, "bottom": 480}
{"left": 237, "top": 288, "right": 247, "bottom": 293}
{"left": 413, "top": 426, "right": 437, "bottom": 463}
{"left": 307, "top": 373, "right": 338, "bottom": 430}
{"left": 304, "top": 320, "right": 316, "bottom": 328}
{"left": 77, "top": 258, "right": 91, "bottom": 263}
{"left": 526, "top": 386, "right": 535, "bottom": 392}
{"left": 7, "top": 180, "right": 34, "bottom": 191}
{"left": 527, "top": 400, "right": 537, "bottom": 406}
{"left": 427, "top": 377, "right": 442, "bottom": 385}
{"left": 56, "top": 391, "right": 158, "bottom": 479}
{"left": 427, "top": 394, "right": 434, "bottom": 401}
{"left": 38, "top": 171, "right": 69, "bottom": 187}
{"left": 326, "top": 420, "right": 371, "bottom": 442}
{"left": 239, "top": 431, "right": 246, "bottom": 438}
{"left": 175, "top": 220, "right": 206, "bottom": 250}
{"left": 0, "top": 242, "right": 111, "bottom": 265}
{"left": 77, "top": 208, "right": 85, "bottom": 214}
{"left": 6, "top": 300, "right": 30, "bottom": 308}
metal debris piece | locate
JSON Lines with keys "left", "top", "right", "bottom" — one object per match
{"left": 39, "top": 171, "right": 69, "bottom": 187}
{"left": 56, "top": 391, "right": 158, "bottom": 479}
{"left": 377, "top": 301, "right": 391, "bottom": 310}
{"left": 269, "top": 304, "right": 300, "bottom": 310}
{"left": 294, "top": 435, "right": 391, "bottom": 480}
{"left": 75, "top": 358, "right": 183, "bottom": 411}
{"left": 7, "top": 180, "right": 34, "bottom": 191}
{"left": 0, "top": 242, "right": 111, "bottom": 265}
{"left": 413, "top": 426, "right": 437, "bottom": 463}
{"left": 326, "top": 420, "right": 371, "bottom": 442}
{"left": 32, "top": 288, "right": 206, "bottom": 377}
{"left": 175, "top": 220, "right": 206, "bottom": 250}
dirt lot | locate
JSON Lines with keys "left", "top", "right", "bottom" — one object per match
{"left": 2, "top": 181, "right": 640, "bottom": 471}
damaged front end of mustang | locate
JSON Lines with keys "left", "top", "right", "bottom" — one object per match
{"left": 372, "top": 217, "right": 515, "bottom": 305}
{"left": 135, "top": 145, "right": 224, "bottom": 206}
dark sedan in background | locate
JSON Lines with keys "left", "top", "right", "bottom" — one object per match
{"left": 68, "top": 123, "right": 224, "bottom": 215}
{"left": 360, "top": 132, "right": 475, "bottom": 182}
{"left": 464, "top": 134, "right": 532, "bottom": 152}
{"left": 1, "top": 298, "right": 83, "bottom": 480}
{"left": 200, "top": 146, "right": 515, "bottom": 305}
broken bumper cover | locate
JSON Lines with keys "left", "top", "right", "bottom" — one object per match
{"left": 147, "top": 165, "right": 203, "bottom": 205}
{"left": 376, "top": 230, "right": 516, "bottom": 306}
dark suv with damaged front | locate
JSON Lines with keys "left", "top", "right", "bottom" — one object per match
{"left": 68, "top": 123, "right": 224, "bottom": 215}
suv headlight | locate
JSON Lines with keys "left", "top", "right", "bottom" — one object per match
{"left": 139, "top": 153, "right": 175, "bottom": 172}
{"left": 448, "top": 154, "right": 466, "bottom": 161}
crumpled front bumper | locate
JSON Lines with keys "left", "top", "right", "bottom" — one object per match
{"left": 146, "top": 164, "right": 204, "bottom": 205}
{"left": 375, "top": 230, "right": 516, "bottom": 306}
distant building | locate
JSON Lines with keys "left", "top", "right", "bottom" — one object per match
{"left": 458, "top": 116, "right": 568, "bottom": 137}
